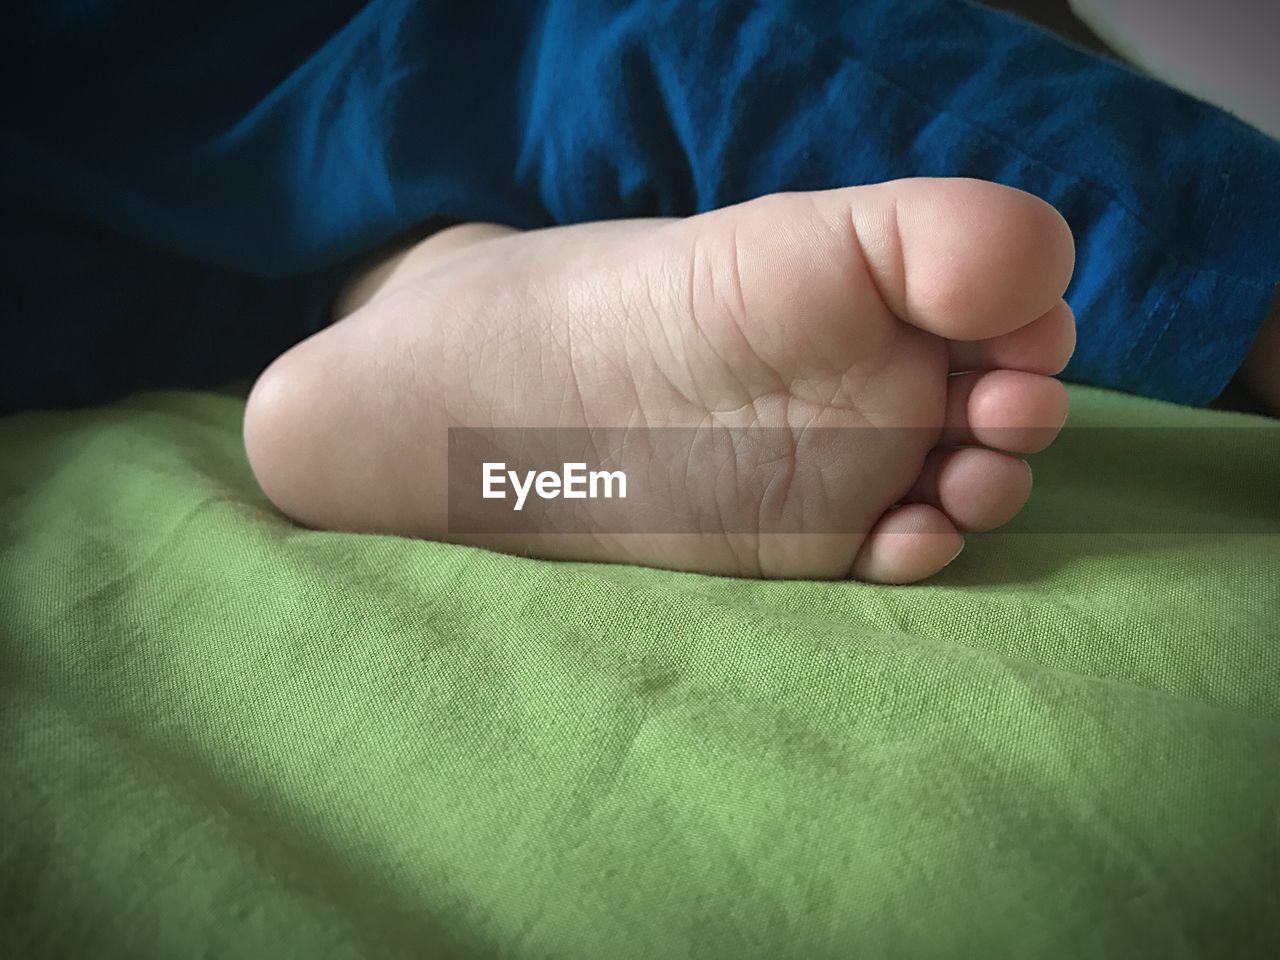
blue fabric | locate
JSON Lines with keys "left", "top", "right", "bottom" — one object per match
{"left": 3, "top": 0, "right": 1277, "bottom": 412}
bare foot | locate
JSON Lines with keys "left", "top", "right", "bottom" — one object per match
{"left": 244, "top": 178, "right": 1076, "bottom": 581}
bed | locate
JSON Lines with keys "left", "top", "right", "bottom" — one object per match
{"left": 2, "top": 383, "right": 1277, "bottom": 957}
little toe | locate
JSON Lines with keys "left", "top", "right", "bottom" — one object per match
{"left": 949, "top": 300, "right": 1076, "bottom": 375}
{"left": 906, "top": 447, "right": 1033, "bottom": 532}
{"left": 942, "top": 369, "right": 1069, "bottom": 453}
{"left": 849, "top": 503, "right": 964, "bottom": 584}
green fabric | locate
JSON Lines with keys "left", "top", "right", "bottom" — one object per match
{"left": 2, "top": 385, "right": 1278, "bottom": 958}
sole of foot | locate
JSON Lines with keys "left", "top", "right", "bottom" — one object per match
{"left": 245, "top": 177, "right": 1076, "bottom": 582}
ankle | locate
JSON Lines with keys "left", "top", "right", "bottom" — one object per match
{"left": 335, "top": 221, "right": 517, "bottom": 320}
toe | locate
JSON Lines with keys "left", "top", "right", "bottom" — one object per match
{"left": 840, "top": 178, "right": 1075, "bottom": 341}
{"left": 906, "top": 447, "right": 1033, "bottom": 532}
{"left": 949, "top": 300, "right": 1076, "bottom": 375}
{"left": 849, "top": 504, "right": 964, "bottom": 584}
{"left": 688, "top": 178, "right": 1073, "bottom": 385}
{"left": 942, "top": 369, "right": 1069, "bottom": 453}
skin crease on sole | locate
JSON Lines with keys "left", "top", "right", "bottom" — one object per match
{"left": 244, "top": 177, "right": 1084, "bottom": 583}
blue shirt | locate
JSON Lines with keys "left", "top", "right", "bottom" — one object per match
{"left": 3, "top": 0, "right": 1276, "bottom": 411}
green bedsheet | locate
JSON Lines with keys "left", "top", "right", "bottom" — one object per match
{"left": 2, "top": 385, "right": 1278, "bottom": 958}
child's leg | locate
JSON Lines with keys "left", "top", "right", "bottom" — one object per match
{"left": 245, "top": 177, "right": 1076, "bottom": 582}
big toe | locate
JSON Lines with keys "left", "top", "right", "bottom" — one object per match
{"left": 677, "top": 178, "right": 1075, "bottom": 389}
{"left": 848, "top": 177, "right": 1076, "bottom": 341}
{"left": 697, "top": 177, "right": 1076, "bottom": 387}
